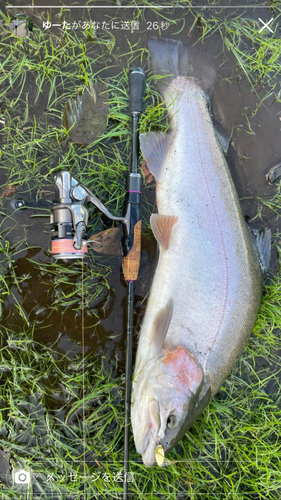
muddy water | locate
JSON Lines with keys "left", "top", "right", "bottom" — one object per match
{"left": 0, "top": 0, "right": 280, "bottom": 496}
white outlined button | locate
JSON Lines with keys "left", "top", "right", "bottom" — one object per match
{"left": 14, "top": 470, "right": 31, "bottom": 484}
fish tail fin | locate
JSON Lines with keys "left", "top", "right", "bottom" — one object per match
{"left": 148, "top": 38, "right": 181, "bottom": 81}
{"left": 148, "top": 37, "right": 216, "bottom": 100}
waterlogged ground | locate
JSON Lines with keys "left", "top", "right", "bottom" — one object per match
{"left": 0, "top": 1, "right": 281, "bottom": 499}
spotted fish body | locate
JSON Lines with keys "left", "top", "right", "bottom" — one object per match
{"left": 131, "top": 40, "right": 264, "bottom": 467}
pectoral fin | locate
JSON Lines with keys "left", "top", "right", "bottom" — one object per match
{"left": 150, "top": 214, "right": 178, "bottom": 251}
{"left": 149, "top": 298, "right": 173, "bottom": 357}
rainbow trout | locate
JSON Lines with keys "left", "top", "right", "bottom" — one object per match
{"left": 131, "top": 38, "right": 270, "bottom": 467}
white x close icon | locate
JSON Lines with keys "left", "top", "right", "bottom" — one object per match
{"left": 258, "top": 18, "right": 274, "bottom": 33}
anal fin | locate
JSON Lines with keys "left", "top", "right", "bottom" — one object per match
{"left": 140, "top": 132, "right": 173, "bottom": 182}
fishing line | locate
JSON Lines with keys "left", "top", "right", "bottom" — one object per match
{"left": 81, "top": 256, "right": 87, "bottom": 498}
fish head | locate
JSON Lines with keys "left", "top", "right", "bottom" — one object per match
{"left": 131, "top": 346, "right": 204, "bottom": 467}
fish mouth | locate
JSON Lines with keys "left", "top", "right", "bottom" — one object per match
{"left": 140, "top": 430, "right": 158, "bottom": 467}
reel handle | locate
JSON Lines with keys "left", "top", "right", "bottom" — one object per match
{"left": 129, "top": 67, "right": 146, "bottom": 114}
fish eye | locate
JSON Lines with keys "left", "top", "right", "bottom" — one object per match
{"left": 167, "top": 414, "right": 177, "bottom": 429}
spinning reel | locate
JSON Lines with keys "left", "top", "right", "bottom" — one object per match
{"left": 50, "top": 170, "right": 141, "bottom": 260}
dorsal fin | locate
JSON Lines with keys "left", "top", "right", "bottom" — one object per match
{"left": 150, "top": 214, "right": 178, "bottom": 251}
{"left": 250, "top": 227, "right": 271, "bottom": 273}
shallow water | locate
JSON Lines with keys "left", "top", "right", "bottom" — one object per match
{"left": 0, "top": 1, "right": 280, "bottom": 498}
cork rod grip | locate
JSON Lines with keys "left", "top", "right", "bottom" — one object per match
{"left": 123, "top": 220, "right": 142, "bottom": 281}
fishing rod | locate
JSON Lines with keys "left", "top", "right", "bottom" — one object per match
{"left": 123, "top": 67, "right": 146, "bottom": 499}
{"left": 47, "top": 67, "right": 146, "bottom": 497}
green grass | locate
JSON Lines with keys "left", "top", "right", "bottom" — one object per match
{"left": 0, "top": 2, "right": 281, "bottom": 499}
